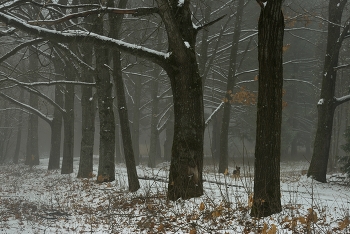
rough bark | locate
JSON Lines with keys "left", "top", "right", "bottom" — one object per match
{"left": 251, "top": 1, "right": 284, "bottom": 218}
{"left": 77, "top": 45, "right": 95, "bottom": 178}
{"left": 156, "top": 0, "right": 205, "bottom": 200}
{"left": 218, "top": 0, "right": 244, "bottom": 173}
{"left": 307, "top": 0, "right": 348, "bottom": 182}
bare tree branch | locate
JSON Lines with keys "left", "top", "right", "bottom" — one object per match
{"left": 0, "top": 38, "right": 46, "bottom": 64}
{"left": 0, "top": 12, "right": 169, "bottom": 70}
{"left": 196, "top": 15, "right": 226, "bottom": 31}
{"left": 27, "top": 7, "right": 159, "bottom": 26}
{"left": 0, "top": 92, "right": 53, "bottom": 125}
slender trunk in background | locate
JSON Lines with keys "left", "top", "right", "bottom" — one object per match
{"left": 108, "top": 0, "right": 139, "bottom": 190}
{"left": 218, "top": 0, "right": 244, "bottom": 173}
{"left": 164, "top": 107, "right": 174, "bottom": 162}
{"left": 48, "top": 84, "right": 63, "bottom": 170}
{"left": 149, "top": 30, "right": 163, "bottom": 167}
{"left": 132, "top": 77, "right": 141, "bottom": 164}
{"left": 25, "top": 47, "right": 39, "bottom": 166}
{"left": 114, "top": 101, "right": 123, "bottom": 163}
{"left": 61, "top": 64, "right": 75, "bottom": 174}
{"left": 251, "top": 0, "right": 284, "bottom": 218}
{"left": 13, "top": 90, "right": 24, "bottom": 164}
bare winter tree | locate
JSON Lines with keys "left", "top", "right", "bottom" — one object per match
{"left": 308, "top": 0, "right": 350, "bottom": 182}
{"left": 250, "top": 0, "right": 284, "bottom": 217}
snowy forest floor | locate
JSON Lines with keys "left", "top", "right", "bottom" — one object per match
{"left": 1, "top": 157, "right": 350, "bottom": 233}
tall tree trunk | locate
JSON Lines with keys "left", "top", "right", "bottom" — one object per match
{"left": 218, "top": 0, "right": 245, "bottom": 173}
{"left": 13, "top": 90, "right": 24, "bottom": 164}
{"left": 164, "top": 107, "right": 174, "bottom": 162}
{"left": 108, "top": 0, "right": 140, "bottom": 191}
{"left": 132, "top": 77, "right": 141, "bottom": 165}
{"left": 148, "top": 72, "right": 160, "bottom": 168}
{"left": 149, "top": 30, "right": 163, "bottom": 167}
{"left": 61, "top": 64, "right": 75, "bottom": 174}
{"left": 77, "top": 45, "right": 95, "bottom": 178}
{"left": 113, "top": 51, "right": 140, "bottom": 191}
{"left": 114, "top": 98, "right": 123, "bottom": 163}
{"left": 156, "top": 0, "right": 205, "bottom": 200}
{"left": 77, "top": 0, "right": 96, "bottom": 178}
{"left": 251, "top": 1, "right": 284, "bottom": 218}
{"left": 25, "top": 47, "right": 39, "bottom": 166}
{"left": 48, "top": 84, "right": 63, "bottom": 170}
{"left": 307, "top": 0, "right": 348, "bottom": 182}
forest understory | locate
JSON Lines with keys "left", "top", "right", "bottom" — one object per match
{"left": 1, "top": 157, "right": 350, "bottom": 234}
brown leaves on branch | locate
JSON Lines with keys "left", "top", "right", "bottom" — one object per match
{"left": 223, "top": 87, "right": 257, "bottom": 105}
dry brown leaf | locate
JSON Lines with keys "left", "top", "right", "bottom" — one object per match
{"left": 267, "top": 224, "right": 277, "bottom": 234}
{"left": 199, "top": 202, "right": 205, "bottom": 211}
{"left": 338, "top": 217, "right": 350, "bottom": 230}
{"left": 189, "top": 228, "right": 197, "bottom": 234}
{"left": 248, "top": 193, "right": 254, "bottom": 208}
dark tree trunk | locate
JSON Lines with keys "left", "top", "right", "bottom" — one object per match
{"left": 25, "top": 48, "right": 39, "bottom": 166}
{"left": 114, "top": 99, "right": 123, "bottom": 163}
{"left": 109, "top": 0, "right": 140, "bottom": 191}
{"left": 132, "top": 77, "right": 141, "bottom": 165}
{"left": 155, "top": 0, "right": 205, "bottom": 200}
{"left": 78, "top": 45, "right": 95, "bottom": 178}
{"left": 164, "top": 108, "right": 174, "bottom": 162}
{"left": 13, "top": 90, "right": 24, "bottom": 164}
{"left": 251, "top": 1, "right": 284, "bottom": 218}
{"left": 218, "top": 0, "right": 245, "bottom": 173}
{"left": 307, "top": 0, "right": 348, "bottom": 182}
{"left": 149, "top": 31, "right": 163, "bottom": 167}
{"left": 77, "top": 0, "right": 96, "bottom": 178}
{"left": 211, "top": 108, "right": 222, "bottom": 163}
{"left": 61, "top": 65, "right": 75, "bottom": 174}
{"left": 148, "top": 74, "right": 159, "bottom": 168}
{"left": 48, "top": 84, "right": 63, "bottom": 170}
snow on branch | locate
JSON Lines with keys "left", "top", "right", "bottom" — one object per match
{"left": 0, "top": 92, "right": 53, "bottom": 125}
{"left": 0, "top": 12, "right": 169, "bottom": 68}
{"left": 2, "top": 76, "right": 95, "bottom": 87}
{"left": 27, "top": 7, "right": 159, "bottom": 26}
{"left": 335, "top": 94, "right": 350, "bottom": 107}
{"left": 205, "top": 102, "right": 224, "bottom": 127}
{"left": 0, "top": 27, "right": 15, "bottom": 36}
{"left": 334, "top": 63, "right": 350, "bottom": 70}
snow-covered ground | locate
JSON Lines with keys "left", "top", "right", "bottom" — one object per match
{"left": 1, "top": 157, "right": 349, "bottom": 233}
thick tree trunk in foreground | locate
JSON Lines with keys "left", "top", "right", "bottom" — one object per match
{"left": 157, "top": 0, "right": 205, "bottom": 200}
{"left": 218, "top": 0, "right": 244, "bottom": 173}
{"left": 308, "top": 0, "right": 348, "bottom": 182}
{"left": 251, "top": 0, "right": 284, "bottom": 218}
